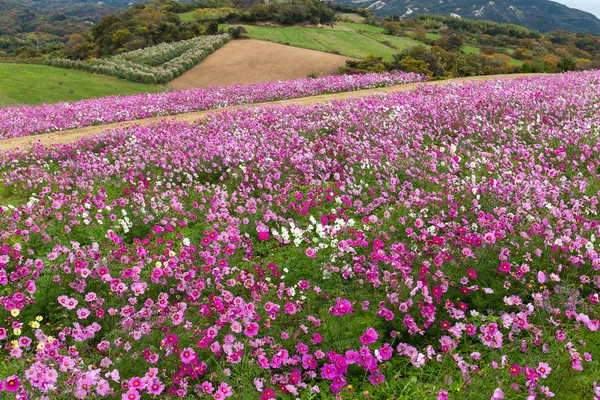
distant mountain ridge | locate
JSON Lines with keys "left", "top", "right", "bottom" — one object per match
{"left": 338, "top": 0, "right": 600, "bottom": 33}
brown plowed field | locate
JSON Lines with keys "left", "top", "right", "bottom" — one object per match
{"left": 170, "top": 39, "right": 354, "bottom": 90}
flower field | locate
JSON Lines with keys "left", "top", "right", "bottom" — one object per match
{"left": 1, "top": 71, "right": 600, "bottom": 399}
{"left": 0, "top": 71, "right": 426, "bottom": 140}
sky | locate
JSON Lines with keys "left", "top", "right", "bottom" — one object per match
{"left": 552, "top": 0, "right": 600, "bottom": 17}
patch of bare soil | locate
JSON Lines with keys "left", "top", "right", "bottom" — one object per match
{"left": 170, "top": 39, "right": 353, "bottom": 90}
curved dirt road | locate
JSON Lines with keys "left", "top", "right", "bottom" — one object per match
{"left": 0, "top": 74, "right": 540, "bottom": 152}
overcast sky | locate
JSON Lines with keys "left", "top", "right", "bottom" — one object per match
{"left": 552, "top": 0, "right": 600, "bottom": 17}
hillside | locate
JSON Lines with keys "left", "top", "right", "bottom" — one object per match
{"left": 335, "top": 0, "right": 600, "bottom": 33}
{"left": 0, "top": 62, "right": 162, "bottom": 107}
{"left": 219, "top": 23, "right": 425, "bottom": 61}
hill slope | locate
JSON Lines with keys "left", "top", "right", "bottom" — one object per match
{"left": 0, "top": 62, "right": 162, "bottom": 107}
{"left": 338, "top": 0, "right": 600, "bottom": 33}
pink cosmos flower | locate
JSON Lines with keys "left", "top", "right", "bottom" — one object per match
{"left": 260, "top": 388, "right": 276, "bottom": 400}
{"left": 5, "top": 375, "right": 19, "bottom": 392}
{"left": 218, "top": 382, "right": 233, "bottom": 397}
{"left": 77, "top": 308, "right": 90, "bottom": 319}
{"left": 498, "top": 262, "right": 511, "bottom": 274}
{"left": 360, "top": 327, "right": 378, "bottom": 345}
{"left": 492, "top": 388, "right": 504, "bottom": 399}
{"left": 201, "top": 381, "right": 214, "bottom": 394}
{"left": 122, "top": 388, "right": 140, "bottom": 400}
{"left": 147, "top": 380, "right": 165, "bottom": 395}
{"left": 244, "top": 323, "right": 259, "bottom": 338}
{"left": 536, "top": 362, "right": 551, "bottom": 379}
{"left": 181, "top": 348, "right": 197, "bottom": 364}
{"left": 258, "top": 232, "right": 269, "bottom": 241}
{"left": 509, "top": 364, "right": 522, "bottom": 376}
{"left": 129, "top": 377, "right": 144, "bottom": 390}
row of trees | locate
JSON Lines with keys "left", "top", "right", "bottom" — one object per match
{"left": 189, "top": 0, "right": 336, "bottom": 25}
{"left": 342, "top": 45, "right": 587, "bottom": 78}
{"left": 60, "top": 1, "right": 229, "bottom": 60}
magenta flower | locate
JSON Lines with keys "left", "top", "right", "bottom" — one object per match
{"left": 260, "top": 388, "right": 276, "bottom": 400}
{"left": 509, "top": 364, "right": 522, "bottom": 376}
{"left": 217, "top": 382, "right": 233, "bottom": 397}
{"left": 360, "top": 327, "right": 379, "bottom": 345}
{"left": 201, "top": 381, "right": 214, "bottom": 394}
{"left": 4, "top": 375, "right": 19, "bottom": 392}
{"left": 498, "top": 262, "right": 511, "bottom": 274}
{"left": 368, "top": 371, "right": 385, "bottom": 386}
{"left": 258, "top": 232, "right": 269, "bottom": 241}
{"left": 244, "top": 323, "right": 259, "bottom": 338}
{"left": 122, "top": 388, "right": 140, "bottom": 400}
{"left": 147, "top": 380, "right": 165, "bottom": 395}
{"left": 180, "top": 348, "right": 197, "bottom": 364}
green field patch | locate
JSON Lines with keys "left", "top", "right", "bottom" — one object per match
{"left": 364, "top": 32, "right": 427, "bottom": 53}
{"left": 301, "top": 28, "right": 396, "bottom": 59}
{"left": 0, "top": 62, "right": 163, "bottom": 107}
{"left": 177, "top": 11, "right": 196, "bottom": 23}
{"left": 336, "top": 13, "right": 366, "bottom": 23}
{"left": 230, "top": 25, "right": 328, "bottom": 52}
{"left": 461, "top": 45, "right": 481, "bottom": 54}
{"left": 337, "top": 21, "right": 384, "bottom": 33}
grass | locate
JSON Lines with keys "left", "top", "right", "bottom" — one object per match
{"left": 222, "top": 24, "right": 425, "bottom": 61}
{"left": 364, "top": 33, "right": 426, "bottom": 53}
{"left": 223, "top": 25, "right": 328, "bottom": 52}
{"left": 406, "top": 30, "right": 441, "bottom": 40}
{"left": 336, "top": 13, "right": 366, "bottom": 23}
{"left": 302, "top": 28, "right": 398, "bottom": 59}
{"left": 337, "top": 21, "right": 384, "bottom": 34}
{"left": 509, "top": 58, "right": 524, "bottom": 66}
{"left": 0, "top": 62, "right": 163, "bottom": 108}
{"left": 178, "top": 12, "right": 196, "bottom": 23}
{"left": 461, "top": 45, "right": 481, "bottom": 54}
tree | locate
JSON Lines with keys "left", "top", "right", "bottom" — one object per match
{"left": 556, "top": 57, "right": 577, "bottom": 72}
{"left": 434, "top": 34, "right": 463, "bottom": 52}
{"left": 399, "top": 56, "right": 432, "bottom": 77}
{"left": 413, "top": 25, "right": 427, "bottom": 41}
{"left": 112, "top": 29, "right": 132, "bottom": 48}
{"left": 383, "top": 21, "right": 401, "bottom": 36}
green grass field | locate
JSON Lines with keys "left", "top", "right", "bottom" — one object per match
{"left": 0, "top": 62, "right": 163, "bottom": 108}
{"left": 509, "top": 58, "right": 524, "bottom": 66}
{"left": 336, "top": 13, "right": 366, "bottom": 23}
{"left": 461, "top": 45, "right": 481, "bottom": 54}
{"left": 364, "top": 32, "right": 425, "bottom": 52}
{"left": 337, "top": 21, "right": 384, "bottom": 33}
{"left": 220, "top": 24, "right": 426, "bottom": 61}
{"left": 178, "top": 12, "right": 196, "bottom": 23}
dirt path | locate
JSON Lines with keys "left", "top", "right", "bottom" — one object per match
{"left": 0, "top": 73, "right": 540, "bottom": 152}
{"left": 170, "top": 40, "right": 355, "bottom": 90}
